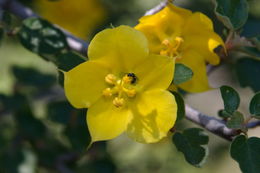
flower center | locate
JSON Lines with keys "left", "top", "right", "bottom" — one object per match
{"left": 160, "top": 37, "right": 184, "bottom": 58}
{"left": 102, "top": 73, "right": 137, "bottom": 108}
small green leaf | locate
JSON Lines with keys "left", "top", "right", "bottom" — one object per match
{"left": 172, "top": 128, "right": 209, "bottom": 167}
{"left": 218, "top": 109, "right": 232, "bottom": 118}
{"left": 236, "top": 58, "right": 260, "bottom": 92}
{"left": 213, "top": 0, "right": 249, "bottom": 30}
{"left": 2, "top": 11, "right": 12, "bottom": 27}
{"left": 171, "top": 91, "right": 185, "bottom": 122}
{"left": 64, "top": 109, "right": 91, "bottom": 151}
{"left": 15, "top": 104, "right": 46, "bottom": 139}
{"left": 226, "top": 111, "right": 245, "bottom": 129}
{"left": 18, "top": 17, "right": 69, "bottom": 55}
{"left": 12, "top": 66, "right": 56, "bottom": 89}
{"left": 47, "top": 101, "right": 75, "bottom": 124}
{"left": 0, "top": 27, "right": 4, "bottom": 44}
{"left": 230, "top": 135, "right": 260, "bottom": 173}
{"left": 173, "top": 63, "right": 193, "bottom": 85}
{"left": 55, "top": 51, "right": 86, "bottom": 71}
{"left": 220, "top": 86, "right": 240, "bottom": 113}
{"left": 249, "top": 92, "right": 260, "bottom": 118}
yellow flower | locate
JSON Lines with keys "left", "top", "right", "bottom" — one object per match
{"left": 135, "top": 3, "right": 225, "bottom": 92}
{"left": 34, "top": 0, "right": 106, "bottom": 39}
{"left": 64, "top": 26, "right": 177, "bottom": 143}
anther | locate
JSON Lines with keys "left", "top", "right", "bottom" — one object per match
{"left": 105, "top": 74, "right": 117, "bottom": 85}
{"left": 113, "top": 97, "right": 125, "bottom": 107}
{"left": 126, "top": 89, "right": 136, "bottom": 97}
{"left": 102, "top": 88, "right": 113, "bottom": 97}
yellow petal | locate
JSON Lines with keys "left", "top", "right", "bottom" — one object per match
{"left": 135, "top": 4, "right": 192, "bottom": 54}
{"left": 184, "top": 12, "right": 214, "bottom": 32}
{"left": 177, "top": 51, "right": 210, "bottom": 92}
{"left": 88, "top": 25, "right": 149, "bottom": 72}
{"left": 182, "top": 32, "right": 224, "bottom": 65}
{"left": 87, "top": 98, "right": 130, "bottom": 142}
{"left": 64, "top": 61, "right": 109, "bottom": 108}
{"left": 182, "top": 12, "right": 224, "bottom": 65}
{"left": 133, "top": 54, "right": 174, "bottom": 91}
{"left": 127, "top": 90, "right": 177, "bottom": 143}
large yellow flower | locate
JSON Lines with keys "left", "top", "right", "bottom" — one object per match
{"left": 135, "top": 3, "right": 225, "bottom": 92}
{"left": 34, "top": 0, "right": 106, "bottom": 39}
{"left": 64, "top": 26, "right": 177, "bottom": 143}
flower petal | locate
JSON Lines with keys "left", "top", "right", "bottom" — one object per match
{"left": 126, "top": 90, "right": 177, "bottom": 143}
{"left": 182, "top": 12, "right": 224, "bottom": 65}
{"left": 87, "top": 98, "right": 131, "bottom": 142}
{"left": 135, "top": 4, "right": 192, "bottom": 54}
{"left": 88, "top": 25, "right": 149, "bottom": 72}
{"left": 177, "top": 51, "right": 210, "bottom": 92}
{"left": 133, "top": 54, "right": 174, "bottom": 91}
{"left": 182, "top": 32, "right": 223, "bottom": 65}
{"left": 64, "top": 61, "right": 109, "bottom": 108}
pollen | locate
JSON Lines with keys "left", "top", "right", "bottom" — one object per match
{"left": 102, "top": 73, "right": 137, "bottom": 108}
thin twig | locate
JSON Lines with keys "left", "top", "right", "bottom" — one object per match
{"left": 185, "top": 105, "right": 239, "bottom": 141}
{"left": 144, "top": 0, "right": 170, "bottom": 16}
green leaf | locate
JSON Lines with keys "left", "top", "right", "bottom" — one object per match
{"left": 18, "top": 17, "right": 69, "bottom": 55}
{"left": 249, "top": 92, "right": 260, "bottom": 118}
{"left": 55, "top": 51, "right": 86, "bottom": 71}
{"left": 230, "top": 135, "right": 260, "bottom": 173}
{"left": 15, "top": 104, "right": 46, "bottom": 140}
{"left": 12, "top": 66, "right": 56, "bottom": 88}
{"left": 218, "top": 109, "right": 232, "bottom": 118}
{"left": 226, "top": 111, "right": 245, "bottom": 129}
{"left": 0, "top": 148, "right": 25, "bottom": 173}
{"left": 0, "top": 27, "right": 4, "bottom": 44}
{"left": 171, "top": 91, "right": 185, "bottom": 122}
{"left": 236, "top": 58, "right": 260, "bottom": 92}
{"left": 220, "top": 86, "right": 240, "bottom": 113}
{"left": 213, "top": 0, "right": 249, "bottom": 30}
{"left": 173, "top": 63, "right": 193, "bottom": 85}
{"left": 64, "top": 109, "right": 91, "bottom": 151}
{"left": 47, "top": 101, "right": 75, "bottom": 124}
{"left": 172, "top": 128, "right": 209, "bottom": 167}
{"left": 2, "top": 11, "right": 12, "bottom": 27}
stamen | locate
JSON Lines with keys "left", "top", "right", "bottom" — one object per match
{"left": 125, "top": 89, "right": 136, "bottom": 97}
{"left": 103, "top": 73, "right": 138, "bottom": 108}
{"left": 160, "top": 37, "right": 184, "bottom": 58}
{"left": 113, "top": 97, "right": 125, "bottom": 107}
{"left": 105, "top": 74, "right": 117, "bottom": 85}
{"left": 102, "top": 88, "right": 113, "bottom": 97}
